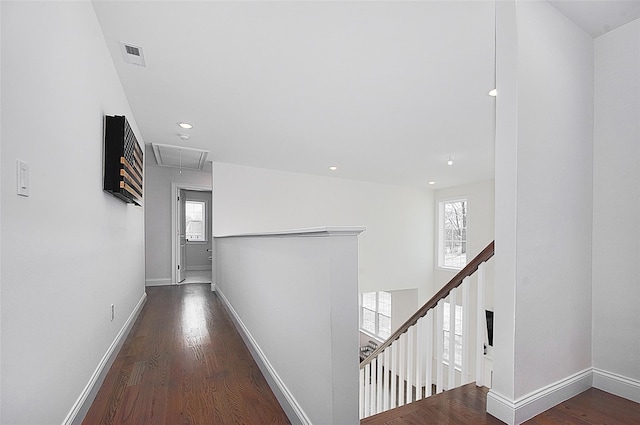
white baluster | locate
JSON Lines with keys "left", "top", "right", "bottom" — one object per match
{"left": 390, "top": 340, "right": 398, "bottom": 409}
{"left": 371, "top": 357, "right": 377, "bottom": 415}
{"left": 425, "top": 309, "right": 434, "bottom": 397}
{"left": 448, "top": 288, "right": 457, "bottom": 390}
{"left": 398, "top": 333, "right": 405, "bottom": 406}
{"left": 436, "top": 299, "right": 444, "bottom": 394}
{"left": 376, "top": 350, "right": 383, "bottom": 413}
{"left": 462, "top": 277, "right": 471, "bottom": 384}
{"left": 476, "top": 262, "right": 486, "bottom": 387}
{"left": 383, "top": 347, "right": 390, "bottom": 411}
{"left": 407, "top": 326, "right": 414, "bottom": 403}
{"left": 415, "top": 317, "right": 423, "bottom": 401}
{"left": 359, "top": 366, "right": 365, "bottom": 419}
{"left": 364, "top": 362, "right": 371, "bottom": 417}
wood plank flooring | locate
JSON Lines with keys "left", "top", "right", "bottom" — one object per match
{"left": 525, "top": 388, "right": 640, "bottom": 425}
{"left": 82, "top": 284, "right": 291, "bottom": 425}
{"left": 361, "top": 384, "right": 503, "bottom": 425}
{"left": 360, "top": 383, "right": 640, "bottom": 425}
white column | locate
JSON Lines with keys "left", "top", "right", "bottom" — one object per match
{"left": 398, "top": 333, "right": 406, "bottom": 406}
{"left": 476, "top": 262, "right": 486, "bottom": 387}
{"left": 371, "top": 357, "right": 378, "bottom": 415}
{"left": 364, "top": 362, "right": 371, "bottom": 417}
{"left": 436, "top": 299, "right": 444, "bottom": 393}
{"left": 415, "top": 317, "right": 423, "bottom": 401}
{"left": 462, "top": 277, "right": 471, "bottom": 384}
{"left": 425, "top": 309, "right": 434, "bottom": 397}
{"left": 448, "top": 288, "right": 457, "bottom": 390}
{"left": 407, "top": 326, "right": 414, "bottom": 403}
{"left": 359, "top": 367, "right": 365, "bottom": 419}
{"left": 383, "top": 347, "right": 390, "bottom": 411}
{"left": 376, "top": 351, "right": 383, "bottom": 413}
{"left": 390, "top": 340, "right": 398, "bottom": 408}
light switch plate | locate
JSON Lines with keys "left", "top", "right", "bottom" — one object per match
{"left": 17, "top": 160, "right": 29, "bottom": 197}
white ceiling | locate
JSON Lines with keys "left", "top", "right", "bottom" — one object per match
{"left": 92, "top": 1, "right": 638, "bottom": 189}
{"left": 548, "top": 0, "right": 640, "bottom": 37}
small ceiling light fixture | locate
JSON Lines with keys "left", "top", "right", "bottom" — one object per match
{"left": 179, "top": 134, "right": 190, "bottom": 140}
{"left": 329, "top": 166, "right": 338, "bottom": 171}
{"left": 178, "top": 122, "right": 193, "bottom": 129}
{"left": 428, "top": 181, "right": 436, "bottom": 185}
{"left": 488, "top": 89, "right": 497, "bottom": 97}
{"left": 447, "top": 156, "right": 454, "bottom": 166}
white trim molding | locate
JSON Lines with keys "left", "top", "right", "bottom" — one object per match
{"left": 63, "top": 292, "right": 147, "bottom": 425}
{"left": 215, "top": 287, "right": 311, "bottom": 425}
{"left": 487, "top": 368, "right": 592, "bottom": 425}
{"left": 170, "top": 182, "right": 212, "bottom": 285}
{"left": 145, "top": 277, "right": 172, "bottom": 286}
{"left": 593, "top": 368, "right": 640, "bottom": 403}
{"left": 186, "top": 265, "right": 211, "bottom": 271}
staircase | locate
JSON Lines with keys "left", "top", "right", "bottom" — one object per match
{"left": 359, "top": 241, "right": 495, "bottom": 419}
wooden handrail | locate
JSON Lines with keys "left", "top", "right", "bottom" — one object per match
{"left": 360, "top": 240, "right": 495, "bottom": 368}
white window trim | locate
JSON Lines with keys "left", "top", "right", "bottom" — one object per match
{"left": 436, "top": 196, "right": 469, "bottom": 271}
{"left": 359, "top": 292, "right": 392, "bottom": 340}
{"left": 185, "top": 199, "right": 208, "bottom": 243}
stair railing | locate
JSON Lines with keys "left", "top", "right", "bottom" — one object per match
{"left": 359, "top": 241, "right": 495, "bottom": 419}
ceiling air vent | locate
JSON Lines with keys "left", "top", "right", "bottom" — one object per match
{"left": 120, "top": 42, "right": 146, "bottom": 67}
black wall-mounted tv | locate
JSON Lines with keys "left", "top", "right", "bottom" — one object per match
{"left": 103, "top": 115, "right": 143, "bottom": 206}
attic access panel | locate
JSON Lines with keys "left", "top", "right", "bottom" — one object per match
{"left": 151, "top": 143, "right": 209, "bottom": 171}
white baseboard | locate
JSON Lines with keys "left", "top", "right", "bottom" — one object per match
{"left": 145, "top": 278, "right": 172, "bottom": 286}
{"left": 487, "top": 368, "right": 592, "bottom": 425}
{"left": 593, "top": 368, "right": 640, "bottom": 403}
{"left": 186, "top": 265, "right": 211, "bottom": 271}
{"left": 214, "top": 287, "right": 311, "bottom": 425}
{"left": 62, "top": 292, "right": 147, "bottom": 425}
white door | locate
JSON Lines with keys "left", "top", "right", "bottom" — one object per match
{"left": 178, "top": 189, "right": 187, "bottom": 283}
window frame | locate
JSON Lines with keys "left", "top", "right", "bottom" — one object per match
{"left": 185, "top": 199, "right": 207, "bottom": 242}
{"left": 443, "top": 301, "right": 464, "bottom": 368}
{"left": 437, "top": 197, "right": 469, "bottom": 271}
{"left": 359, "top": 291, "right": 392, "bottom": 341}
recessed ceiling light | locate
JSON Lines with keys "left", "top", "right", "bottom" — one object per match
{"left": 488, "top": 89, "right": 497, "bottom": 97}
{"left": 179, "top": 134, "right": 190, "bottom": 140}
{"left": 329, "top": 166, "right": 338, "bottom": 171}
{"left": 178, "top": 122, "right": 193, "bottom": 129}
{"left": 428, "top": 181, "right": 436, "bottom": 185}
{"left": 447, "top": 156, "right": 454, "bottom": 166}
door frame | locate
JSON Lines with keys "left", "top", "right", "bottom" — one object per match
{"left": 170, "top": 182, "right": 212, "bottom": 284}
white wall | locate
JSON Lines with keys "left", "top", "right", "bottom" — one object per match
{"left": 514, "top": 0, "right": 593, "bottom": 397}
{"left": 184, "top": 190, "right": 213, "bottom": 270}
{"left": 215, "top": 229, "right": 362, "bottom": 425}
{"left": 1, "top": 3, "right": 145, "bottom": 424}
{"left": 212, "top": 162, "right": 433, "bottom": 299}
{"left": 0, "top": 0, "right": 3, "bottom": 407}
{"left": 144, "top": 147, "right": 212, "bottom": 285}
{"left": 593, "top": 19, "right": 640, "bottom": 390}
{"left": 491, "top": 1, "right": 594, "bottom": 422}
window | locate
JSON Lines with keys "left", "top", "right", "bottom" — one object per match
{"left": 360, "top": 291, "right": 392, "bottom": 340}
{"left": 443, "top": 302, "right": 463, "bottom": 367}
{"left": 438, "top": 198, "right": 468, "bottom": 269}
{"left": 185, "top": 200, "right": 206, "bottom": 241}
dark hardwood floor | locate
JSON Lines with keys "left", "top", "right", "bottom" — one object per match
{"left": 360, "top": 383, "right": 640, "bottom": 425}
{"left": 524, "top": 387, "right": 640, "bottom": 425}
{"left": 83, "top": 284, "right": 639, "bottom": 425}
{"left": 361, "top": 384, "right": 503, "bottom": 425}
{"left": 82, "top": 284, "right": 291, "bottom": 425}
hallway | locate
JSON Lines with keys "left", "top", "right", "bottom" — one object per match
{"left": 82, "top": 284, "right": 290, "bottom": 424}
